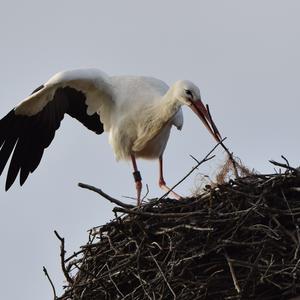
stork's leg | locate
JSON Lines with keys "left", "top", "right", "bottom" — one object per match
{"left": 131, "top": 154, "right": 142, "bottom": 206}
{"left": 158, "top": 155, "right": 182, "bottom": 200}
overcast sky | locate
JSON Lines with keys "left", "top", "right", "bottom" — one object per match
{"left": 1, "top": 1, "right": 300, "bottom": 299}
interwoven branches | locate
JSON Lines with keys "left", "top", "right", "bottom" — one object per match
{"left": 56, "top": 167, "right": 300, "bottom": 299}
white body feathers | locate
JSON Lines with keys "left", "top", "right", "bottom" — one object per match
{"left": 15, "top": 69, "right": 183, "bottom": 161}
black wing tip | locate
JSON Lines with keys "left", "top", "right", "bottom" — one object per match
{"left": 20, "top": 170, "right": 30, "bottom": 186}
{"left": 5, "top": 180, "right": 13, "bottom": 191}
{"left": 2, "top": 106, "right": 44, "bottom": 189}
{"left": 0, "top": 111, "right": 18, "bottom": 187}
{"left": 4, "top": 168, "right": 30, "bottom": 191}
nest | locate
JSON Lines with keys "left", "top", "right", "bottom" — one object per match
{"left": 53, "top": 162, "right": 300, "bottom": 300}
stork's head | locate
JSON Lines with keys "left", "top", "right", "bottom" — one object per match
{"left": 173, "top": 80, "right": 222, "bottom": 142}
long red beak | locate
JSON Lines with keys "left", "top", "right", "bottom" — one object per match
{"left": 189, "top": 99, "right": 222, "bottom": 142}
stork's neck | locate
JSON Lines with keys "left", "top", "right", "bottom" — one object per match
{"left": 158, "top": 86, "right": 182, "bottom": 122}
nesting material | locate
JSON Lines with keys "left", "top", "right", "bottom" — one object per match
{"left": 57, "top": 168, "right": 300, "bottom": 299}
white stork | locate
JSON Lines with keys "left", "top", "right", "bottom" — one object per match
{"left": 0, "top": 69, "right": 221, "bottom": 205}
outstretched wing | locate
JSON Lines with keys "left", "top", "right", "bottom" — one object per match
{"left": 0, "top": 69, "right": 114, "bottom": 190}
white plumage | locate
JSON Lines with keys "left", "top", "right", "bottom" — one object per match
{"left": 0, "top": 68, "right": 221, "bottom": 204}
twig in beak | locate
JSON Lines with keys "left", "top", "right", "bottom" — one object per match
{"left": 206, "top": 105, "right": 239, "bottom": 178}
{"left": 205, "top": 104, "right": 222, "bottom": 142}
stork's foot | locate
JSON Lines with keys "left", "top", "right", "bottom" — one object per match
{"left": 159, "top": 179, "right": 182, "bottom": 200}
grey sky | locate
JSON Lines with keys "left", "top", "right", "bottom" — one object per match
{"left": 1, "top": 1, "right": 300, "bottom": 299}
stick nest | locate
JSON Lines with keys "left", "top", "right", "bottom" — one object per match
{"left": 57, "top": 169, "right": 300, "bottom": 300}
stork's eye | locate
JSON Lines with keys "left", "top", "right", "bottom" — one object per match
{"left": 185, "top": 89, "right": 193, "bottom": 98}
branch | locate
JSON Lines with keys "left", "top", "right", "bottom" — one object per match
{"left": 78, "top": 139, "right": 225, "bottom": 207}
{"left": 64, "top": 249, "right": 85, "bottom": 263}
{"left": 54, "top": 230, "right": 74, "bottom": 285}
{"left": 154, "top": 224, "right": 213, "bottom": 235}
{"left": 150, "top": 251, "right": 177, "bottom": 299}
{"left": 224, "top": 250, "right": 241, "bottom": 294}
{"left": 159, "top": 137, "right": 226, "bottom": 200}
{"left": 113, "top": 207, "right": 206, "bottom": 218}
{"left": 43, "top": 266, "right": 57, "bottom": 300}
{"left": 78, "top": 183, "right": 134, "bottom": 209}
{"left": 105, "top": 263, "right": 125, "bottom": 297}
{"left": 269, "top": 158, "right": 296, "bottom": 172}
{"left": 206, "top": 104, "right": 239, "bottom": 178}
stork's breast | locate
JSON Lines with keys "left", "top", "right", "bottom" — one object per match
{"left": 134, "top": 123, "right": 172, "bottom": 159}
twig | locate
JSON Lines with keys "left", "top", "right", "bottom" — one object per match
{"left": 113, "top": 207, "right": 206, "bottom": 218}
{"left": 206, "top": 105, "right": 239, "bottom": 178}
{"left": 105, "top": 263, "right": 125, "bottom": 297}
{"left": 159, "top": 138, "right": 226, "bottom": 200}
{"left": 54, "top": 230, "right": 74, "bottom": 285}
{"left": 281, "top": 189, "right": 300, "bottom": 259}
{"left": 155, "top": 224, "right": 213, "bottom": 235}
{"left": 78, "top": 183, "right": 134, "bottom": 209}
{"left": 224, "top": 249, "right": 241, "bottom": 294}
{"left": 142, "top": 184, "right": 150, "bottom": 202}
{"left": 189, "top": 154, "right": 201, "bottom": 165}
{"left": 281, "top": 155, "right": 290, "bottom": 166}
{"left": 242, "top": 246, "right": 264, "bottom": 295}
{"left": 64, "top": 249, "right": 85, "bottom": 263}
{"left": 150, "top": 251, "right": 177, "bottom": 299}
{"left": 122, "top": 184, "right": 151, "bottom": 204}
{"left": 43, "top": 266, "right": 57, "bottom": 300}
{"left": 269, "top": 159, "right": 296, "bottom": 172}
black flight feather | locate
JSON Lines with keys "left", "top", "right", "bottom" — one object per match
{"left": 0, "top": 85, "right": 104, "bottom": 190}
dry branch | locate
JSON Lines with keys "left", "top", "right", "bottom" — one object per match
{"left": 43, "top": 266, "right": 57, "bottom": 300}
{"left": 159, "top": 137, "right": 225, "bottom": 200}
{"left": 54, "top": 230, "right": 74, "bottom": 285}
{"left": 78, "top": 183, "right": 134, "bottom": 209}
